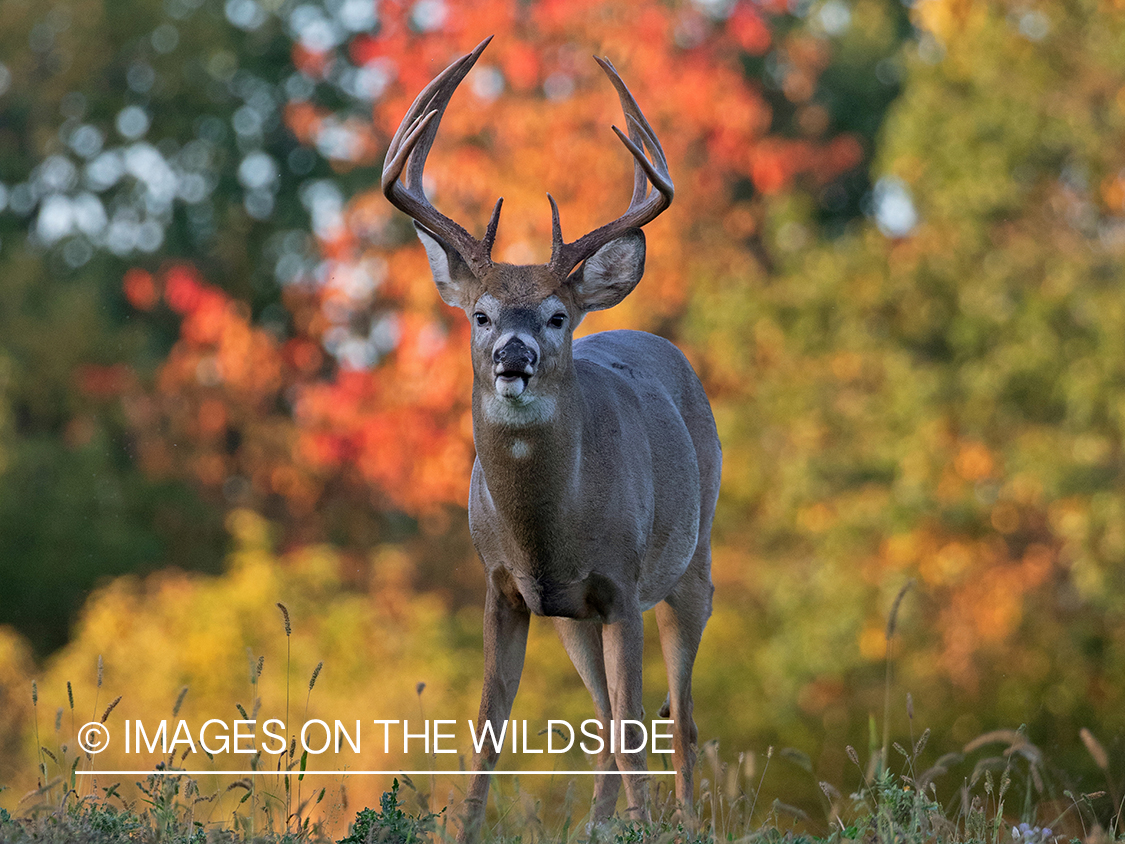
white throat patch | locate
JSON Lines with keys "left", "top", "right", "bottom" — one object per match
{"left": 482, "top": 393, "right": 557, "bottom": 428}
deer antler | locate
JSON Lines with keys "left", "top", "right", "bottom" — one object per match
{"left": 384, "top": 41, "right": 671, "bottom": 282}
{"left": 547, "top": 56, "right": 674, "bottom": 281}
{"left": 381, "top": 36, "right": 502, "bottom": 278}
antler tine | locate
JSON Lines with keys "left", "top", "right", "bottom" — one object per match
{"left": 382, "top": 37, "right": 499, "bottom": 276}
{"left": 382, "top": 46, "right": 479, "bottom": 202}
{"left": 548, "top": 56, "right": 674, "bottom": 280}
{"left": 599, "top": 57, "right": 672, "bottom": 207}
{"left": 384, "top": 52, "right": 468, "bottom": 173}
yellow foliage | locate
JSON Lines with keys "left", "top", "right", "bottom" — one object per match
{"left": 0, "top": 627, "right": 34, "bottom": 787}
{"left": 0, "top": 514, "right": 676, "bottom": 830}
{"left": 913, "top": 0, "right": 982, "bottom": 41}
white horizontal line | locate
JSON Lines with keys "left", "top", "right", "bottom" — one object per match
{"left": 76, "top": 770, "right": 672, "bottom": 777}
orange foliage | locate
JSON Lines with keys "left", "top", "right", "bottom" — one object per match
{"left": 122, "top": 268, "right": 157, "bottom": 311}
{"left": 728, "top": 5, "right": 772, "bottom": 54}
{"left": 284, "top": 101, "right": 325, "bottom": 143}
{"left": 75, "top": 363, "right": 135, "bottom": 399}
{"left": 871, "top": 510, "right": 1065, "bottom": 693}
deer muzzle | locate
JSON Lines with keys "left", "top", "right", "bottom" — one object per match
{"left": 492, "top": 335, "right": 538, "bottom": 399}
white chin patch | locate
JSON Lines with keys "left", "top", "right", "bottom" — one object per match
{"left": 495, "top": 375, "right": 527, "bottom": 398}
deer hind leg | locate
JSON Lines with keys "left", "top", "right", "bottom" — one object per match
{"left": 553, "top": 618, "right": 621, "bottom": 822}
{"left": 601, "top": 611, "right": 650, "bottom": 821}
{"left": 654, "top": 549, "right": 714, "bottom": 819}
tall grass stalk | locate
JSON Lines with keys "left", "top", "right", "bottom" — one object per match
{"left": 278, "top": 602, "right": 292, "bottom": 829}
{"left": 747, "top": 745, "right": 772, "bottom": 826}
{"left": 31, "top": 682, "right": 44, "bottom": 786}
{"left": 881, "top": 579, "right": 913, "bottom": 774}
{"left": 91, "top": 655, "right": 103, "bottom": 724}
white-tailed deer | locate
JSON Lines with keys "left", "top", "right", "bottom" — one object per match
{"left": 382, "top": 37, "right": 721, "bottom": 842}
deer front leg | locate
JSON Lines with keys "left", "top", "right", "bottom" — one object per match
{"left": 601, "top": 611, "right": 649, "bottom": 822}
{"left": 459, "top": 582, "right": 530, "bottom": 844}
{"left": 552, "top": 617, "right": 621, "bottom": 822}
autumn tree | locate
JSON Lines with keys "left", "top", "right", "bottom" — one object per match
{"left": 120, "top": 0, "right": 906, "bottom": 558}
{"left": 686, "top": 0, "right": 1125, "bottom": 796}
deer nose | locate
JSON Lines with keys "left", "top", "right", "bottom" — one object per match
{"left": 493, "top": 335, "right": 538, "bottom": 373}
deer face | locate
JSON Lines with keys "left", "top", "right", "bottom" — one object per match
{"left": 415, "top": 225, "right": 647, "bottom": 417}
{"left": 470, "top": 291, "right": 569, "bottom": 402}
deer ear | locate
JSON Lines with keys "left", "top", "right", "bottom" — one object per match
{"left": 415, "top": 222, "right": 475, "bottom": 309}
{"left": 568, "top": 229, "right": 646, "bottom": 312}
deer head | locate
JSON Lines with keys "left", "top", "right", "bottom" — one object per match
{"left": 382, "top": 37, "right": 673, "bottom": 419}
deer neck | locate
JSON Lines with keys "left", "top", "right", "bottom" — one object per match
{"left": 472, "top": 368, "right": 584, "bottom": 544}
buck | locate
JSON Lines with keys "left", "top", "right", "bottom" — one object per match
{"left": 382, "top": 37, "right": 721, "bottom": 841}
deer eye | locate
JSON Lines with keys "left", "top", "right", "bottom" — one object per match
{"left": 548, "top": 313, "right": 566, "bottom": 328}
{"left": 473, "top": 312, "right": 490, "bottom": 327}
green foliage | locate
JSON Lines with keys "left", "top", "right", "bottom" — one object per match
{"left": 588, "top": 819, "right": 713, "bottom": 844}
{"left": 0, "top": 424, "right": 225, "bottom": 654}
{"left": 0, "top": 0, "right": 330, "bottom": 301}
{"left": 0, "top": 800, "right": 195, "bottom": 844}
{"left": 80, "top": 804, "right": 148, "bottom": 841}
{"left": 339, "top": 779, "right": 442, "bottom": 844}
{"left": 848, "top": 768, "right": 943, "bottom": 843}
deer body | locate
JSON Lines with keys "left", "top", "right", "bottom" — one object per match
{"left": 471, "top": 329, "right": 714, "bottom": 622}
{"left": 382, "top": 38, "right": 720, "bottom": 841}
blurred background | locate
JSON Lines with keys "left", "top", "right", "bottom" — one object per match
{"left": 2, "top": 0, "right": 1125, "bottom": 830}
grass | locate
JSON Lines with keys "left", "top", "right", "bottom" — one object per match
{"left": 3, "top": 588, "right": 1120, "bottom": 843}
{"left": 2, "top": 716, "right": 1115, "bottom": 844}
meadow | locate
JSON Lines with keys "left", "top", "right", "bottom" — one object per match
{"left": 2, "top": 589, "right": 1120, "bottom": 842}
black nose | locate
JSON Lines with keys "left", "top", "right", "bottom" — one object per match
{"left": 493, "top": 339, "right": 537, "bottom": 370}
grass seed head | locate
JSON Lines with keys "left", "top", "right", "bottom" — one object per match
{"left": 277, "top": 602, "right": 292, "bottom": 636}
{"left": 914, "top": 728, "right": 930, "bottom": 758}
{"left": 101, "top": 695, "right": 122, "bottom": 723}
{"left": 173, "top": 686, "right": 189, "bottom": 717}
{"left": 1080, "top": 727, "right": 1109, "bottom": 771}
{"left": 886, "top": 579, "right": 914, "bottom": 640}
